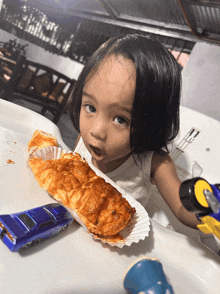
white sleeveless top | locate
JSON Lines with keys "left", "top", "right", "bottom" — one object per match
{"left": 74, "top": 137, "right": 155, "bottom": 207}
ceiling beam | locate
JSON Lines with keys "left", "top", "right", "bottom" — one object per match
{"left": 96, "top": 0, "right": 119, "bottom": 19}
{"left": 65, "top": 9, "right": 200, "bottom": 43}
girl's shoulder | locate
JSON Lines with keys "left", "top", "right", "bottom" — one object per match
{"left": 150, "top": 151, "right": 176, "bottom": 183}
{"left": 133, "top": 151, "right": 155, "bottom": 177}
{"left": 151, "top": 150, "right": 171, "bottom": 166}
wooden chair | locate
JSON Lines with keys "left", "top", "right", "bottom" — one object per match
{"left": 0, "top": 55, "right": 76, "bottom": 124}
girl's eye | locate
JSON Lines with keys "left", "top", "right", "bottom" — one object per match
{"left": 85, "top": 104, "right": 96, "bottom": 113}
{"left": 114, "top": 116, "right": 128, "bottom": 126}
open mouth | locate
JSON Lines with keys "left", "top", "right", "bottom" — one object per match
{"left": 89, "top": 145, "right": 103, "bottom": 157}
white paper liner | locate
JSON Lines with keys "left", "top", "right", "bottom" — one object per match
{"left": 29, "top": 146, "right": 63, "bottom": 160}
{"left": 30, "top": 146, "right": 151, "bottom": 248}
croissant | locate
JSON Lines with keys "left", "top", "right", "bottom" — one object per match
{"left": 28, "top": 130, "right": 59, "bottom": 155}
{"left": 28, "top": 132, "right": 136, "bottom": 237}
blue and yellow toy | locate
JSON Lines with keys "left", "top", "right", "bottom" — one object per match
{"left": 180, "top": 177, "right": 220, "bottom": 239}
{"left": 123, "top": 257, "right": 174, "bottom": 294}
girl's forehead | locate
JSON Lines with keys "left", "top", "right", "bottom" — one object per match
{"left": 98, "top": 54, "right": 136, "bottom": 80}
{"left": 83, "top": 55, "right": 136, "bottom": 107}
{"left": 85, "top": 54, "right": 136, "bottom": 90}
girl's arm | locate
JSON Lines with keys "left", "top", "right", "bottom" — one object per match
{"left": 151, "top": 152, "right": 201, "bottom": 229}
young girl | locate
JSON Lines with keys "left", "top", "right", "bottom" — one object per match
{"left": 70, "top": 34, "right": 201, "bottom": 229}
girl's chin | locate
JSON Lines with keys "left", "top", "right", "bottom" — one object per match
{"left": 92, "top": 153, "right": 131, "bottom": 174}
{"left": 91, "top": 151, "right": 117, "bottom": 164}
{"left": 93, "top": 155, "right": 106, "bottom": 163}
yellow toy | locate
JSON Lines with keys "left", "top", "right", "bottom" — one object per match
{"left": 180, "top": 177, "right": 220, "bottom": 240}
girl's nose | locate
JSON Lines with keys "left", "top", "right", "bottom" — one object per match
{"left": 90, "top": 119, "right": 107, "bottom": 141}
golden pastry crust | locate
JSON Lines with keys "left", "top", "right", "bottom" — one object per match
{"left": 29, "top": 152, "right": 136, "bottom": 236}
{"left": 28, "top": 130, "right": 136, "bottom": 237}
{"left": 28, "top": 130, "right": 59, "bottom": 153}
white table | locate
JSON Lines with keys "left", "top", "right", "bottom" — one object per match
{"left": 0, "top": 99, "right": 220, "bottom": 294}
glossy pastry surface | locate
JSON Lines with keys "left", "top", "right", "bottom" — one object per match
{"left": 28, "top": 133, "right": 136, "bottom": 236}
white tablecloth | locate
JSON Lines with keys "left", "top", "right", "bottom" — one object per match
{"left": 0, "top": 99, "right": 220, "bottom": 294}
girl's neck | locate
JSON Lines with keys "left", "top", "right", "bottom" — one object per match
{"left": 92, "top": 153, "right": 131, "bottom": 174}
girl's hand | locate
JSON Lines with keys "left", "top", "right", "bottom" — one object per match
{"left": 151, "top": 152, "right": 201, "bottom": 229}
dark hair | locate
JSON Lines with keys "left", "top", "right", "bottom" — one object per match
{"left": 70, "top": 34, "right": 181, "bottom": 154}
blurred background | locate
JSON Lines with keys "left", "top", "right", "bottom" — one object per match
{"left": 1, "top": 0, "right": 220, "bottom": 148}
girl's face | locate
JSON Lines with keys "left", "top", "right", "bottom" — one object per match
{"left": 79, "top": 54, "right": 136, "bottom": 173}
